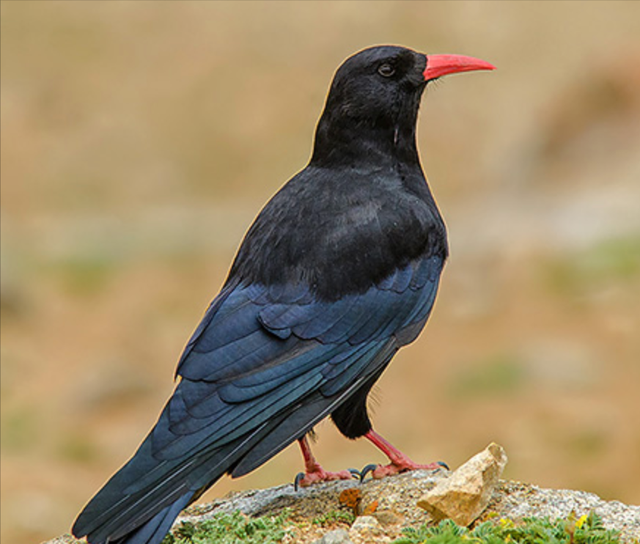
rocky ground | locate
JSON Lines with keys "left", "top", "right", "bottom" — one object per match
{"left": 45, "top": 472, "right": 640, "bottom": 544}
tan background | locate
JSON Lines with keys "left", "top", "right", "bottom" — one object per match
{"left": 2, "top": 2, "right": 639, "bottom": 543}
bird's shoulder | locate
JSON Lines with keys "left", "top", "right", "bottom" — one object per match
{"left": 228, "top": 165, "right": 447, "bottom": 300}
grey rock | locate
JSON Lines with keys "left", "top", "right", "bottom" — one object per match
{"left": 348, "top": 515, "right": 389, "bottom": 544}
{"left": 492, "top": 481, "right": 640, "bottom": 541}
{"left": 41, "top": 447, "right": 640, "bottom": 544}
{"left": 311, "top": 529, "right": 352, "bottom": 544}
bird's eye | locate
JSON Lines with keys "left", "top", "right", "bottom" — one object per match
{"left": 377, "top": 63, "right": 395, "bottom": 78}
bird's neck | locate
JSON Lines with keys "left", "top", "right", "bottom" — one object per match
{"left": 309, "top": 112, "right": 422, "bottom": 171}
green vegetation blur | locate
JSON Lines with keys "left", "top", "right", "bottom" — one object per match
{"left": 2, "top": 2, "right": 639, "bottom": 543}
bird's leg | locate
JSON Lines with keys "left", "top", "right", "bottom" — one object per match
{"left": 359, "top": 430, "right": 448, "bottom": 480}
{"left": 293, "top": 436, "right": 359, "bottom": 490}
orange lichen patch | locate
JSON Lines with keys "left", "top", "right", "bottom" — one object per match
{"left": 362, "top": 499, "right": 379, "bottom": 515}
{"left": 339, "top": 488, "right": 363, "bottom": 516}
{"left": 338, "top": 488, "right": 378, "bottom": 516}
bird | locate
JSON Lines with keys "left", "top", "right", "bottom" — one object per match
{"left": 72, "top": 45, "right": 494, "bottom": 544}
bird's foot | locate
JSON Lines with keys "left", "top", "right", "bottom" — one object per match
{"left": 359, "top": 429, "right": 449, "bottom": 481}
{"left": 294, "top": 435, "right": 359, "bottom": 490}
{"left": 359, "top": 459, "right": 448, "bottom": 481}
{"left": 294, "top": 466, "right": 360, "bottom": 491}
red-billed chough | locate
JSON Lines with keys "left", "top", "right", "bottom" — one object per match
{"left": 73, "top": 45, "right": 494, "bottom": 544}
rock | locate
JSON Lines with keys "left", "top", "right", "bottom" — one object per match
{"left": 374, "top": 510, "right": 400, "bottom": 526}
{"left": 42, "top": 449, "right": 640, "bottom": 544}
{"left": 488, "top": 480, "right": 640, "bottom": 540}
{"left": 348, "top": 515, "right": 390, "bottom": 544}
{"left": 311, "top": 528, "right": 353, "bottom": 544}
{"left": 417, "top": 442, "right": 508, "bottom": 526}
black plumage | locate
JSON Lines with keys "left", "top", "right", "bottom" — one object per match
{"left": 72, "top": 45, "right": 493, "bottom": 544}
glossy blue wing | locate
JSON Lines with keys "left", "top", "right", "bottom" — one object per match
{"left": 157, "top": 254, "right": 443, "bottom": 461}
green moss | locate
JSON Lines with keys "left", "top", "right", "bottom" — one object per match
{"left": 312, "top": 509, "right": 355, "bottom": 527}
{"left": 157, "top": 507, "right": 628, "bottom": 544}
{"left": 162, "top": 510, "right": 292, "bottom": 544}
{"left": 393, "top": 512, "right": 623, "bottom": 544}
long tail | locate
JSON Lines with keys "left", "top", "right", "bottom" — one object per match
{"left": 72, "top": 423, "right": 272, "bottom": 544}
{"left": 105, "top": 494, "right": 193, "bottom": 544}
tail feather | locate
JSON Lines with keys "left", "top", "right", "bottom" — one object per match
{"left": 72, "top": 420, "right": 276, "bottom": 544}
{"left": 107, "top": 493, "right": 192, "bottom": 544}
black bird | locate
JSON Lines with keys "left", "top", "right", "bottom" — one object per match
{"left": 72, "top": 45, "right": 494, "bottom": 544}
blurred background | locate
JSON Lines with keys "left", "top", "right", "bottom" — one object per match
{"left": 2, "top": 1, "right": 639, "bottom": 543}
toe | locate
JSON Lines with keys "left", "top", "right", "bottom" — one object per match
{"left": 294, "top": 472, "right": 306, "bottom": 492}
{"left": 359, "top": 463, "right": 379, "bottom": 482}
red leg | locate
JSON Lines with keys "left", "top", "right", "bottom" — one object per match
{"left": 362, "top": 430, "right": 447, "bottom": 479}
{"left": 294, "top": 436, "right": 358, "bottom": 489}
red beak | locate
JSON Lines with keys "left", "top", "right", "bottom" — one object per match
{"left": 423, "top": 54, "right": 495, "bottom": 81}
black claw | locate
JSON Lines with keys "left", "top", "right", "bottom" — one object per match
{"left": 436, "top": 461, "right": 450, "bottom": 471}
{"left": 293, "top": 472, "right": 305, "bottom": 492}
{"left": 348, "top": 468, "right": 361, "bottom": 479}
{"left": 359, "top": 463, "right": 378, "bottom": 482}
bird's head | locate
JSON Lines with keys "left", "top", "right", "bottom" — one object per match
{"left": 311, "top": 45, "right": 494, "bottom": 166}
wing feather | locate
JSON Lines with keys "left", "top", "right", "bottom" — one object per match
{"left": 74, "top": 254, "right": 444, "bottom": 544}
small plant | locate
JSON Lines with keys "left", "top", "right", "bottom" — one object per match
{"left": 312, "top": 509, "right": 356, "bottom": 528}
{"left": 162, "top": 510, "right": 292, "bottom": 544}
{"left": 393, "top": 511, "right": 622, "bottom": 544}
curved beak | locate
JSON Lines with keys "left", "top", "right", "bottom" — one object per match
{"left": 423, "top": 54, "right": 496, "bottom": 81}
